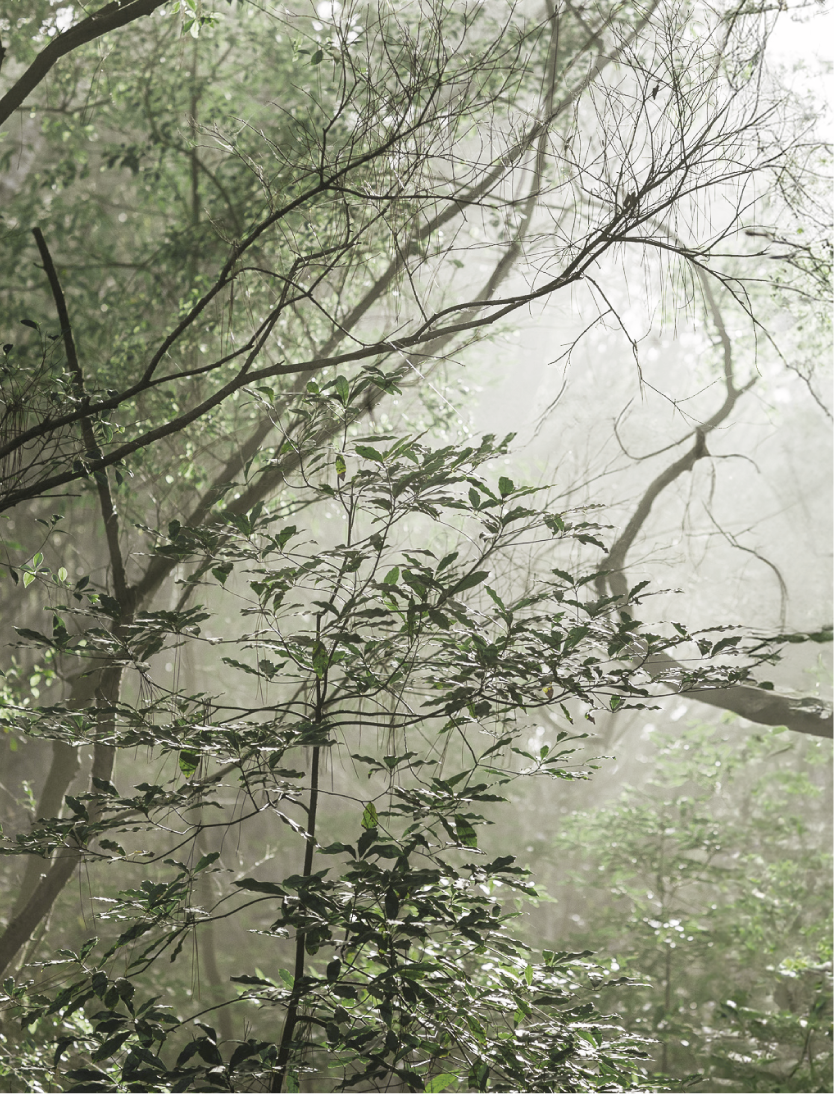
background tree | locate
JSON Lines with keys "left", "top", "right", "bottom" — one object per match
{"left": 545, "top": 719, "right": 832, "bottom": 1092}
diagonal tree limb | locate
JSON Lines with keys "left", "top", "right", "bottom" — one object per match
{"left": 32, "top": 229, "right": 133, "bottom": 609}
{"left": 0, "top": 1, "right": 168, "bottom": 129}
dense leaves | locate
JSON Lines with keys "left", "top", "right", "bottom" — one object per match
{"left": 0, "top": 411, "right": 789, "bottom": 1091}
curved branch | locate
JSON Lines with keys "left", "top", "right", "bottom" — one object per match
{"left": 598, "top": 413, "right": 741, "bottom": 602}
{"left": 651, "top": 657, "right": 832, "bottom": 739}
{"left": 597, "top": 255, "right": 830, "bottom": 738}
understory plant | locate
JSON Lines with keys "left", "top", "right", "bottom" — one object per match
{"left": 0, "top": 378, "right": 782, "bottom": 1092}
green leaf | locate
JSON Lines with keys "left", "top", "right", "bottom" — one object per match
{"left": 436, "top": 551, "right": 458, "bottom": 572}
{"left": 79, "top": 938, "right": 98, "bottom": 961}
{"left": 212, "top": 561, "right": 233, "bottom": 584}
{"left": 426, "top": 1075, "right": 458, "bottom": 1093}
{"left": 15, "top": 627, "right": 52, "bottom": 645}
{"left": 485, "top": 586, "right": 506, "bottom": 611}
{"left": 22, "top": 571, "right": 36, "bottom": 589}
{"left": 383, "top": 566, "right": 399, "bottom": 585}
{"left": 498, "top": 475, "right": 515, "bottom": 496}
{"left": 234, "top": 878, "right": 286, "bottom": 896}
{"left": 64, "top": 1068, "right": 109, "bottom": 1084}
{"left": 334, "top": 375, "right": 350, "bottom": 404}
{"left": 335, "top": 454, "right": 346, "bottom": 477}
{"left": 178, "top": 749, "right": 200, "bottom": 778}
{"left": 230, "top": 974, "right": 276, "bottom": 987}
{"left": 229, "top": 1042, "right": 264, "bottom": 1069}
{"left": 361, "top": 802, "right": 378, "bottom": 830}
{"left": 454, "top": 814, "right": 477, "bottom": 848}
{"left": 451, "top": 570, "right": 489, "bottom": 595}
{"left": 355, "top": 444, "right": 384, "bottom": 462}
{"left": 92, "top": 1031, "right": 131, "bottom": 1061}
{"left": 275, "top": 525, "right": 297, "bottom": 549}
{"left": 99, "top": 839, "right": 126, "bottom": 856}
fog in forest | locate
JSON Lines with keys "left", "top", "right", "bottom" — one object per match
{"left": 0, "top": 2, "right": 831, "bottom": 1092}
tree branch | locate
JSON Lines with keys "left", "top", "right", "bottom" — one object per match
{"left": 0, "top": 1, "right": 168, "bottom": 129}
{"left": 0, "top": 0, "right": 661, "bottom": 482}
{"left": 652, "top": 660, "right": 832, "bottom": 738}
{"left": 596, "top": 258, "right": 831, "bottom": 738}
{"left": 32, "top": 228, "right": 132, "bottom": 606}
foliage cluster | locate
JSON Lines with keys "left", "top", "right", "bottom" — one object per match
{"left": 0, "top": 410, "right": 726, "bottom": 1092}
{"left": 547, "top": 722, "right": 833, "bottom": 1092}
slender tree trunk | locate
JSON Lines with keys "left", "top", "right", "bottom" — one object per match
{"left": 11, "top": 740, "right": 81, "bottom": 919}
{"left": 272, "top": 743, "right": 322, "bottom": 1094}
{"left": 0, "top": 660, "right": 125, "bottom": 977}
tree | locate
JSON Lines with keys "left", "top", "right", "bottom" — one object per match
{"left": 547, "top": 720, "right": 832, "bottom": 1091}
{"left": 0, "top": 1, "right": 829, "bottom": 1090}
{"left": 4, "top": 421, "right": 736, "bottom": 1092}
